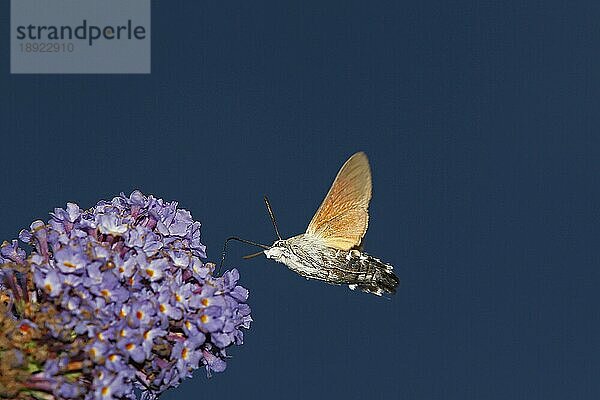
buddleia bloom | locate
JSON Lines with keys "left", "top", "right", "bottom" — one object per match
{"left": 0, "top": 191, "right": 252, "bottom": 399}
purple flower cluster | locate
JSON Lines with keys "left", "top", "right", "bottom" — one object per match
{"left": 14, "top": 191, "right": 251, "bottom": 399}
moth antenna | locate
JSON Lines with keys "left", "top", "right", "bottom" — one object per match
{"left": 242, "top": 250, "right": 265, "bottom": 260}
{"left": 219, "top": 236, "right": 270, "bottom": 274}
{"left": 263, "top": 195, "right": 282, "bottom": 240}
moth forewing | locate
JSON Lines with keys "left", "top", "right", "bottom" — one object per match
{"left": 306, "top": 152, "right": 372, "bottom": 251}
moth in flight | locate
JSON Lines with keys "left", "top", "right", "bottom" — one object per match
{"left": 223, "top": 152, "right": 399, "bottom": 296}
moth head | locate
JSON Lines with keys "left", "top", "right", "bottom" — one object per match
{"left": 264, "top": 239, "right": 292, "bottom": 261}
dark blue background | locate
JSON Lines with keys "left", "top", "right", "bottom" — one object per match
{"left": 1, "top": 1, "right": 599, "bottom": 399}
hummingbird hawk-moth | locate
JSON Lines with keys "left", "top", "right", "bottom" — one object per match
{"left": 222, "top": 152, "right": 399, "bottom": 296}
